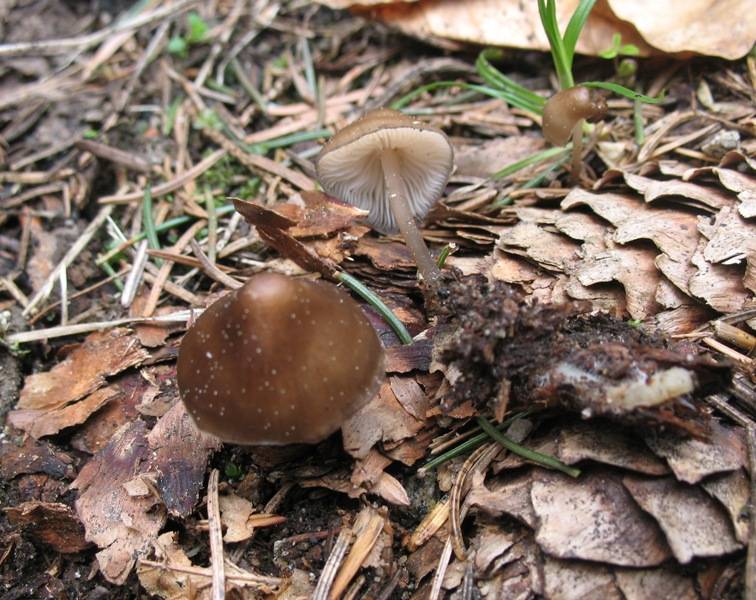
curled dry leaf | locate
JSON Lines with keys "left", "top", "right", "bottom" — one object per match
{"left": 341, "top": 382, "right": 424, "bottom": 459}
{"left": 72, "top": 402, "right": 218, "bottom": 583}
{"left": 15, "top": 328, "right": 149, "bottom": 412}
{"left": 8, "top": 384, "right": 120, "bottom": 439}
{"left": 622, "top": 475, "right": 743, "bottom": 563}
{"left": 531, "top": 470, "right": 672, "bottom": 567}
{"left": 72, "top": 420, "right": 166, "bottom": 584}
{"left": 324, "top": 0, "right": 756, "bottom": 58}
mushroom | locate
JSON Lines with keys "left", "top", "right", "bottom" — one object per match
{"left": 316, "top": 108, "right": 454, "bottom": 287}
{"left": 177, "top": 272, "right": 385, "bottom": 445}
{"left": 542, "top": 86, "right": 607, "bottom": 180}
{"left": 541, "top": 86, "right": 608, "bottom": 146}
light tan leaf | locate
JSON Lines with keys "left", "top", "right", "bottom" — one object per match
{"left": 621, "top": 173, "right": 734, "bottom": 212}
{"left": 542, "top": 556, "right": 621, "bottom": 600}
{"left": 643, "top": 421, "right": 747, "bottom": 484}
{"left": 702, "top": 469, "right": 750, "bottom": 544}
{"left": 608, "top": 0, "right": 756, "bottom": 59}
{"left": 614, "top": 566, "right": 698, "bottom": 600}
{"left": 339, "top": 0, "right": 652, "bottom": 56}
{"left": 498, "top": 222, "right": 581, "bottom": 273}
{"left": 531, "top": 470, "right": 671, "bottom": 567}
{"left": 622, "top": 476, "right": 742, "bottom": 563}
{"left": 342, "top": 382, "right": 423, "bottom": 459}
{"left": 573, "top": 244, "right": 661, "bottom": 319}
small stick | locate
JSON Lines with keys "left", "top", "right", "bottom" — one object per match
{"left": 428, "top": 537, "right": 453, "bottom": 600}
{"left": 23, "top": 205, "right": 114, "bottom": 316}
{"left": 207, "top": 469, "right": 225, "bottom": 600}
{"left": 190, "top": 240, "right": 243, "bottom": 289}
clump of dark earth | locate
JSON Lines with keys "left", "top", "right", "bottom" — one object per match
{"left": 437, "top": 273, "right": 729, "bottom": 435}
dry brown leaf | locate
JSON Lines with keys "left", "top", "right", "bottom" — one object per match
{"left": 147, "top": 401, "right": 221, "bottom": 518}
{"left": 619, "top": 173, "right": 735, "bottom": 212}
{"left": 337, "top": 0, "right": 652, "bottom": 56}
{"left": 16, "top": 328, "right": 149, "bottom": 412}
{"left": 385, "top": 340, "right": 433, "bottom": 373}
{"left": 219, "top": 492, "right": 255, "bottom": 543}
{"left": 71, "top": 368, "right": 161, "bottom": 453}
{"left": 389, "top": 375, "right": 430, "bottom": 420}
{"left": 0, "top": 437, "right": 75, "bottom": 480}
{"left": 277, "top": 190, "right": 368, "bottom": 238}
{"left": 699, "top": 205, "right": 756, "bottom": 293}
{"left": 341, "top": 382, "right": 424, "bottom": 459}
{"left": 542, "top": 556, "right": 620, "bottom": 600}
{"left": 573, "top": 244, "right": 661, "bottom": 320}
{"left": 622, "top": 475, "right": 743, "bottom": 563}
{"left": 531, "top": 470, "right": 672, "bottom": 567}
{"left": 72, "top": 402, "right": 218, "bottom": 583}
{"left": 8, "top": 385, "right": 119, "bottom": 439}
{"left": 467, "top": 470, "right": 537, "bottom": 528}
{"left": 472, "top": 525, "right": 523, "bottom": 576}
{"left": 688, "top": 239, "right": 753, "bottom": 312}
{"left": 5, "top": 501, "right": 90, "bottom": 554}
{"left": 556, "top": 421, "right": 669, "bottom": 476}
{"left": 72, "top": 420, "right": 166, "bottom": 584}
{"left": 642, "top": 421, "right": 747, "bottom": 484}
{"left": 614, "top": 566, "right": 699, "bottom": 600}
{"left": 701, "top": 469, "right": 750, "bottom": 544}
{"left": 498, "top": 222, "right": 581, "bottom": 273}
{"left": 607, "top": 0, "right": 756, "bottom": 59}
{"left": 138, "top": 532, "right": 205, "bottom": 600}
{"left": 328, "top": 0, "right": 756, "bottom": 58}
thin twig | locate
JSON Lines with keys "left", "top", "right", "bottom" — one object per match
{"left": 23, "top": 205, "right": 114, "bottom": 316}
{"left": 0, "top": 0, "right": 199, "bottom": 58}
{"left": 190, "top": 240, "right": 243, "bottom": 289}
{"left": 207, "top": 469, "right": 225, "bottom": 600}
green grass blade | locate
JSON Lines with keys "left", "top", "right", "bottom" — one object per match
{"left": 475, "top": 50, "right": 546, "bottom": 110}
{"left": 477, "top": 416, "right": 581, "bottom": 478}
{"left": 490, "top": 145, "right": 569, "bottom": 180}
{"left": 563, "top": 0, "right": 597, "bottom": 71}
{"left": 582, "top": 81, "right": 665, "bottom": 103}
{"left": 391, "top": 81, "right": 544, "bottom": 115}
{"left": 142, "top": 187, "right": 160, "bottom": 252}
{"left": 538, "top": 0, "right": 574, "bottom": 89}
{"left": 336, "top": 271, "right": 413, "bottom": 345}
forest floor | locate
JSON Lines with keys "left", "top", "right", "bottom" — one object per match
{"left": 1, "top": 1, "right": 755, "bottom": 599}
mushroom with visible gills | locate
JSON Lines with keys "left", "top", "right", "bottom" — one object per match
{"left": 316, "top": 108, "right": 454, "bottom": 288}
{"left": 177, "top": 272, "right": 385, "bottom": 445}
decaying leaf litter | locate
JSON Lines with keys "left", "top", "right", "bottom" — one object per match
{"left": 0, "top": 0, "right": 755, "bottom": 598}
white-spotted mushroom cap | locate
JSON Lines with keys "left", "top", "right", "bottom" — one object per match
{"left": 177, "top": 273, "right": 385, "bottom": 445}
{"left": 316, "top": 108, "right": 454, "bottom": 234}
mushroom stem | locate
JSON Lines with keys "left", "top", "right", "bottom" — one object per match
{"left": 381, "top": 149, "right": 441, "bottom": 287}
{"left": 570, "top": 119, "right": 584, "bottom": 182}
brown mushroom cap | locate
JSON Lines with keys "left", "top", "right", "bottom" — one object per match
{"left": 316, "top": 108, "right": 454, "bottom": 233}
{"left": 177, "top": 273, "right": 385, "bottom": 445}
{"left": 541, "top": 86, "right": 608, "bottom": 146}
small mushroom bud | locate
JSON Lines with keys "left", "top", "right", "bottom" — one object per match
{"left": 177, "top": 273, "right": 385, "bottom": 445}
{"left": 541, "top": 86, "right": 608, "bottom": 146}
